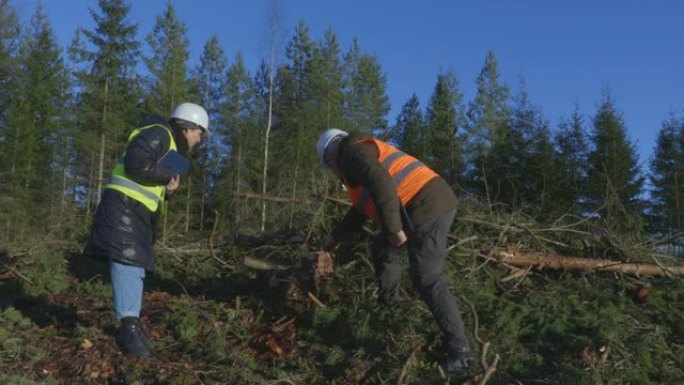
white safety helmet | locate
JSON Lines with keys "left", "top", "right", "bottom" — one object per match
{"left": 170, "top": 102, "right": 210, "bottom": 133}
{"left": 316, "top": 128, "right": 348, "bottom": 168}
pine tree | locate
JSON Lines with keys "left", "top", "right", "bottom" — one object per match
{"left": 425, "top": 69, "right": 464, "bottom": 189}
{"left": 586, "top": 92, "right": 645, "bottom": 240}
{"left": 649, "top": 112, "right": 684, "bottom": 234}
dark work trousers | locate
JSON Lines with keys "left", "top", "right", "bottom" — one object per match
{"left": 371, "top": 209, "right": 469, "bottom": 351}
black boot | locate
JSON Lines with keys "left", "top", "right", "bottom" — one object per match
{"left": 116, "top": 317, "right": 152, "bottom": 358}
{"left": 439, "top": 347, "right": 473, "bottom": 375}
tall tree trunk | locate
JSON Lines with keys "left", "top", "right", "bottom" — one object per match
{"left": 96, "top": 79, "right": 109, "bottom": 206}
{"left": 494, "top": 249, "right": 684, "bottom": 277}
{"left": 260, "top": 2, "right": 278, "bottom": 232}
{"left": 200, "top": 170, "right": 206, "bottom": 231}
{"left": 185, "top": 176, "right": 191, "bottom": 233}
{"left": 290, "top": 163, "right": 298, "bottom": 229}
{"left": 162, "top": 209, "right": 168, "bottom": 244}
{"left": 86, "top": 153, "right": 96, "bottom": 219}
{"left": 235, "top": 143, "right": 242, "bottom": 238}
{"left": 60, "top": 137, "right": 69, "bottom": 220}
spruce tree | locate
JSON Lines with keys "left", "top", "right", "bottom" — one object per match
{"left": 552, "top": 105, "right": 589, "bottom": 217}
{"left": 307, "top": 28, "right": 346, "bottom": 199}
{"left": 143, "top": 0, "right": 196, "bottom": 236}
{"left": 342, "top": 37, "right": 390, "bottom": 136}
{"left": 268, "top": 20, "right": 315, "bottom": 228}
{"left": 0, "top": 0, "right": 19, "bottom": 131}
{"left": 425, "top": 69, "right": 464, "bottom": 189}
{"left": 507, "top": 82, "right": 554, "bottom": 214}
{"left": 192, "top": 35, "right": 228, "bottom": 231}
{"left": 308, "top": 28, "right": 344, "bottom": 131}
{"left": 649, "top": 112, "right": 684, "bottom": 234}
{"left": 72, "top": 0, "right": 141, "bottom": 212}
{"left": 3, "top": 4, "right": 69, "bottom": 237}
{"left": 216, "top": 52, "right": 258, "bottom": 233}
{"left": 143, "top": 0, "right": 192, "bottom": 114}
{"left": 390, "top": 93, "right": 426, "bottom": 158}
{"left": 464, "top": 51, "right": 511, "bottom": 198}
{"left": 586, "top": 92, "right": 645, "bottom": 240}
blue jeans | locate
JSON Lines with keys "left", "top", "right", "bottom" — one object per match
{"left": 109, "top": 260, "right": 145, "bottom": 321}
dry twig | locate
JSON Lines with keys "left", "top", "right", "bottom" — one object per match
{"left": 396, "top": 344, "right": 422, "bottom": 385}
{"left": 475, "top": 342, "right": 500, "bottom": 385}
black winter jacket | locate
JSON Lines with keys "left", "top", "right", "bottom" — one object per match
{"left": 83, "top": 116, "right": 184, "bottom": 271}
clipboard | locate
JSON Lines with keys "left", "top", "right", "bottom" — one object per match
{"left": 158, "top": 150, "right": 190, "bottom": 176}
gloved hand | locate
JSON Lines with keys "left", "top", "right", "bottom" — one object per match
{"left": 322, "top": 236, "right": 340, "bottom": 252}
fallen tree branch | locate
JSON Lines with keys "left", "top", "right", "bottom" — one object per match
{"left": 476, "top": 342, "right": 500, "bottom": 385}
{"left": 396, "top": 344, "right": 422, "bottom": 385}
{"left": 235, "top": 192, "right": 309, "bottom": 203}
{"left": 0, "top": 262, "right": 33, "bottom": 284}
{"left": 493, "top": 249, "right": 684, "bottom": 277}
{"left": 243, "top": 256, "right": 289, "bottom": 271}
{"left": 291, "top": 279, "right": 326, "bottom": 308}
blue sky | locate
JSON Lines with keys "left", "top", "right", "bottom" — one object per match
{"left": 14, "top": 0, "right": 684, "bottom": 171}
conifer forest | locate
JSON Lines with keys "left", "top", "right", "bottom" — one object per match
{"left": 0, "top": 1, "right": 683, "bottom": 384}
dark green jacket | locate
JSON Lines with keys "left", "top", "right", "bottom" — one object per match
{"left": 331, "top": 133, "right": 457, "bottom": 241}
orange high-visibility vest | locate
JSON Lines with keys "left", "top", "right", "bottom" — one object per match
{"left": 343, "top": 138, "right": 438, "bottom": 222}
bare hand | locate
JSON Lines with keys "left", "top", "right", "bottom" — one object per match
{"left": 314, "top": 251, "right": 334, "bottom": 279}
{"left": 387, "top": 230, "right": 407, "bottom": 248}
{"left": 166, "top": 175, "right": 180, "bottom": 192}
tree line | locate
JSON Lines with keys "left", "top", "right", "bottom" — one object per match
{"left": 1, "top": 0, "right": 683, "bottom": 248}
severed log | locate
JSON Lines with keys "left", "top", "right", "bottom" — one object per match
{"left": 243, "top": 256, "right": 289, "bottom": 271}
{"left": 493, "top": 249, "right": 684, "bottom": 277}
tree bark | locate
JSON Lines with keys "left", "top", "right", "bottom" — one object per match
{"left": 260, "top": 0, "right": 281, "bottom": 232}
{"left": 96, "top": 79, "right": 109, "bottom": 207}
{"left": 493, "top": 249, "right": 684, "bottom": 277}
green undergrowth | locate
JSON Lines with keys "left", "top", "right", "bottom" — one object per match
{"left": 1, "top": 228, "right": 683, "bottom": 384}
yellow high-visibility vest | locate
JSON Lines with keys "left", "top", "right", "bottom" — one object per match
{"left": 105, "top": 124, "right": 177, "bottom": 212}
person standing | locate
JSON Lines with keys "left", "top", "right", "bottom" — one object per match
{"left": 316, "top": 128, "right": 473, "bottom": 374}
{"left": 84, "top": 103, "right": 209, "bottom": 357}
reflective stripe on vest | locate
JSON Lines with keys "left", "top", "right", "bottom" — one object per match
{"left": 344, "top": 138, "right": 438, "bottom": 221}
{"left": 104, "top": 124, "right": 177, "bottom": 212}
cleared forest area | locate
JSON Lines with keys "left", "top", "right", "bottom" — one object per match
{"left": 1, "top": 199, "right": 683, "bottom": 385}
{"left": 1, "top": 1, "right": 684, "bottom": 384}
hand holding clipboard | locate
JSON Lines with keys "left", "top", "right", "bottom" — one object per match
{"left": 158, "top": 150, "right": 190, "bottom": 177}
